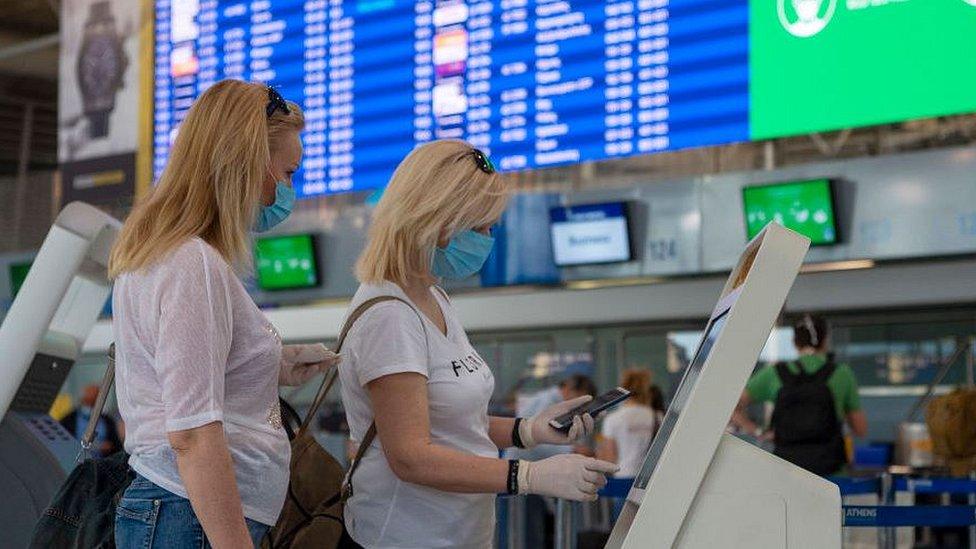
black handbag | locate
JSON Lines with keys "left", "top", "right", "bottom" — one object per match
{"left": 29, "top": 344, "right": 134, "bottom": 549}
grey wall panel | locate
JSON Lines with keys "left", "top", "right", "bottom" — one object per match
{"left": 637, "top": 180, "right": 702, "bottom": 275}
{"left": 785, "top": 259, "right": 976, "bottom": 313}
{"left": 701, "top": 146, "right": 976, "bottom": 271}
{"left": 80, "top": 258, "right": 976, "bottom": 353}
{"left": 6, "top": 147, "right": 976, "bottom": 309}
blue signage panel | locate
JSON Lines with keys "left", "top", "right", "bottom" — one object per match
{"left": 153, "top": 0, "right": 749, "bottom": 197}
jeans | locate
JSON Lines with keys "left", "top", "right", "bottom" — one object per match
{"left": 115, "top": 474, "right": 270, "bottom": 548}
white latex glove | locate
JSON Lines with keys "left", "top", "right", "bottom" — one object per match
{"left": 518, "top": 454, "right": 619, "bottom": 502}
{"left": 278, "top": 343, "right": 341, "bottom": 386}
{"left": 519, "top": 395, "right": 596, "bottom": 448}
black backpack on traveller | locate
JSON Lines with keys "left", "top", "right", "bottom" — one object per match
{"left": 770, "top": 356, "right": 846, "bottom": 476}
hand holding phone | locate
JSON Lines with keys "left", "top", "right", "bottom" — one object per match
{"left": 548, "top": 387, "right": 631, "bottom": 432}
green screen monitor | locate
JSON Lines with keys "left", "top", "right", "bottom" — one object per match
{"left": 255, "top": 234, "right": 321, "bottom": 291}
{"left": 9, "top": 261, "right": 32, "bottom": 298}
{"left": 743, "top": 179, "right": 838, "bottom": 245}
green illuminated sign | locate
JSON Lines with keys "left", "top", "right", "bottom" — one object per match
{"left": 743, "top": 179, "right": 838, "bottom": 245}
{"left": 255, "top": 234, "right": 320, "bottom": 291}
{"left": 750, "top": 0, "right": 976, "bottom": 139}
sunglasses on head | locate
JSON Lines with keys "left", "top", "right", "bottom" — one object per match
{"left": 470, "top": 148, "right": 495, "bottom": 174}
{"left": 266, "top": 86, "right": 290, "bottom": 118}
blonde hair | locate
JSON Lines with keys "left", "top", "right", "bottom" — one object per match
{"left": 108, "top": 80, "right": 304, "bottom": 278}
{"left": 356, "top": 140, "right": 509, "bottom": 286}
{"left": 621, "top": 369, "right": 652, "bottom": 406}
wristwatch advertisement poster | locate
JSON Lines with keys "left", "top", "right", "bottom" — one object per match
{"left": 58, "top": 0, "right": 142, "bottom": 205}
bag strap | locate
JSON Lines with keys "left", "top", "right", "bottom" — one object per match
{"left": 79, "top": 343, "right": 117, "bottom": 461}
{"left": 338, "top": 295, "right": 431, "bottom": 503}
{"left": 341, "top": 422, "right": 377, "bottom": 502}
{"left": 812, "top": 355, "right": 837, "bottom": 384}
{"left": 774, "top": 361, "right": 801, "bottom": 386}
{"left": 297, "top": 296, "right": 407, "bottom": 437}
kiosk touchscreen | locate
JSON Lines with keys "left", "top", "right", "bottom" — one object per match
{"left": 607, "top": 222, "right": 841, "bottom": 549}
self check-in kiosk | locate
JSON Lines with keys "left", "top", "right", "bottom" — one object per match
{"left": 0, "top": 202, "right": 120, "bottom": 547}
{"left": 607, "top": 222, "right": 841, "bottom": 549}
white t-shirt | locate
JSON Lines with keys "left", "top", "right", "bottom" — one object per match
{"left": 601, "top": 404, "right": 659, "bottom": 478}
{"left": 339, "top": 282, "right": 498, "bottom": 549}
{"left": 112, "top": 238, "right": 289, "bottom": 526}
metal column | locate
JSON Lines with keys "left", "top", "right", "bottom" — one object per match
{"left": 879, "top": 472, "right": 896, "bottom": 549}
{"left": 554, "top": 499, "right": 577, "bottom": 549}
{"left": 507, "top": 496, "right": 525, "bottom": 549}
{"left": 13, "top": 101, "right": 34, "bottom": 250}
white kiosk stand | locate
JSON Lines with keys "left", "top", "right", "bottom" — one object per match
{"left": 0, "top": 202, "right": 120, "bottom": 547}
{"left": 606, "top": 223, "right": 841, "bottom": 549}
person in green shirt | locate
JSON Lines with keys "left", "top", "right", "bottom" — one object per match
{"left": 732, "top": 315, "right": 868, "bottom": 475}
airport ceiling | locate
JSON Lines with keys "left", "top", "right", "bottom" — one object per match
{"left": 0, "top": 0, "right": 58, "bottom": 175}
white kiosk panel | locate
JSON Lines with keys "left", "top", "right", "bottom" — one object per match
{"left": 607, "top": 222, "right": 841, "bottom": 549}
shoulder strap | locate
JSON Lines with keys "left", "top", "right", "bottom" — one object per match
{"left": 337, "top": 294, "right": 432, "bottom": 502}
{"left": 299, "top": 294, "right": 431, "bottom": 501}
{"left": 298, "top": 296, "right": 409, "bottom": 436}
{"left": 79, "top": 343, "right": 116, "bottom": 461}
{"left": 774, "top": 361, "right": 801, "bottom": 386}
{"left": 812, "top": 356, "right": 837, "bottom": 384}
{"left": 341, "top": 422, "right": 376, "bottom": 502}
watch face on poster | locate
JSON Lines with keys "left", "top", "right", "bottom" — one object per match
{"left": 65, "top": 1, "right": 133, "bottom": 148}
{"left": 79, "top": 36, "right": 122, "bottom": 100}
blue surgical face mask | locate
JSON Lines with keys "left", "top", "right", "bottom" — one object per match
{"left": 254, "top": 181, "right": 295, "bottom": 232}
{"left": 431, "top": 229, "right": 495, "bottom": 280}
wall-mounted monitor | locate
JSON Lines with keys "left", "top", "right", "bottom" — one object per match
{"left": 742, "top": 179, "right": 838, "bottom": 245}
{"left": 550, "top": 202, "right": 633, "bottom": 267}
{"left": 254, "top": 234, "right": 320, "bottom": 291}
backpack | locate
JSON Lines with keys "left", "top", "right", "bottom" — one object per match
{"left": 29, "top": 344, "right": 133, "bottom": 549}
{"left": 770, "top": 357, "right": 846, "bottom": 476}
{"left": 263, "top": 295, "right": 412, "bottom": 549}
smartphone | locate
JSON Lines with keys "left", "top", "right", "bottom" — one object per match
{"left": 548, "top": 387, "right": 632, "bottom": 432}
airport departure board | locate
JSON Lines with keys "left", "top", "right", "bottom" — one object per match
{"left": 153, "top": 0, "right": 748, "bottom": 196}
{"left": 152, "top": 1, "right": 976, "bottom": 197}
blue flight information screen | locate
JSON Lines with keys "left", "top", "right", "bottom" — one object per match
{"left": 153, "top": 0, "right": 748, "bottom": 198}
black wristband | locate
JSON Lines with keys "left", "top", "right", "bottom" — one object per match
{"left": 506, "top": 459, "right": 520, "bottom": 495}
{"left": 512, "top": 417, "right": 525, "bottom": 449}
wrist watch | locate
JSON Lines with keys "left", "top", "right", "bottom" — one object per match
{"left": 77, "top": 1, "right": 129, "bottom": 139}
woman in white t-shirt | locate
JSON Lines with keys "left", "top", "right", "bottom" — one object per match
{"left": 109, "top": 80, "right": 339, "bottom": 548}
{"left": 339, "top": 140, "right": 619, "bottom": 548}
{"left": 598, "top": 369, "right": 661, "bottom": 478}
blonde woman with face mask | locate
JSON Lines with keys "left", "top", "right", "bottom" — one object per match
{"left": 108, "top": 80, "right": 339, "bottom": 548}
{"left": 339, "top": 140, "right": 619, "bottom": 548}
